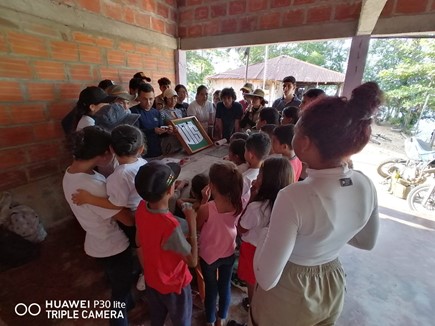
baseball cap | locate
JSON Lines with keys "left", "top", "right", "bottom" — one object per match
{"left": 163, "top": 88, "right": 178, "bottom": 98}
{"left": 98, "top": 79, "right": 115, "bottom": 90}
{"left": 135, "top": 161, "right": 181, "bottom": 202}
{"left": 93, "top": 103, "right": 140, "bottom": 131}
{"left": 240, "top": 82, "right": 254, "bottom": 93}
{"left": 78, "top": 86, "right": 116, "bottom": 106}
{"left": 282, "top": 76, "right": 296, "bottom": 84}
{"left": 106, "top": 85, "right": 135, "bottom": 101}
{"left": 133, "top": 72, "right": 152, "bottom": 82}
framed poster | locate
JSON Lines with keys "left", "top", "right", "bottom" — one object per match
{"left": 169, "top": 116, "right": 213, "bottom": 155}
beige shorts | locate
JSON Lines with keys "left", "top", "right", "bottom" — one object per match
{"left": 249, "top": 258, "right": 346, "bottom": 326}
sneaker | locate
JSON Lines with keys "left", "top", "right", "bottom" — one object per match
{"left": 227, "top": 320, "right": 247, "bottom": 326}
{"left": 231, "top": 275, "right": 247, "bottom": 293}
{"left": 136, "top": 273, "right": 146, "bottom": 291}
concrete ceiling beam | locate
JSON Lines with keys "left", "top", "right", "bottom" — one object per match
{"left": 356, "top": 0, "right": 388, "bottom": 35}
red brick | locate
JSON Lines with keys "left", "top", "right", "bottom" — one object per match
{"left": 282, "top": 8, "right": 305, "bottom": 26}
{"left": 118, "top": 68, "right": 139, "bottom": 83}
{"left": 211, "top": 4, "right": 227, "bottom": 17}
{"left": 103, "top": 1, "right": 123, "bottom": 20}
{"left": 34, "top": 61, "right": 65, "bottom": 80}
{"left": 135, "top": 13, "right": 151, "bottom": 29}
{"left": 221, "top": 18, "right": 238, "bottom": 34}
{"left": 271, "top": 0, "right": 291, "bottom": 8}
{"left": 0, "top": 170, "right": 27, "bottom": 191}
{"left": 180, "top": 9, "right": 194, "bottom": 22}
{"left": 141, "top": 0, "right": 156, "bottom": 12}
{"left": 127, "top": 53, "right": 143, "bottom": 67}
{"left": 0, "top": 81, "right": 23, "bottom": 102}
{"left": 0, "top": 148, "right": 28, "bottom": 170}
{"left": 8, "top": 32, "right": 48, "bottom": 57}
{"left": 142, "top": 57, "right": 158, "bottom": 70}
{"left": 259, "top": 12, "right": 281, "bottom": 29}
{"left": 27, "top": 143, "right": 61, "bottom": 162}
{"left": 136, "top": 44, "right": 151, "bottom": 55}
{"left": 49, "top": 101, "right": 75, "bottom": 120}
{"left": 0, "top": 33, "right": 8, "bottom": 52}
{"left": 170, "top": 8, "right": 178, "bottom": 22}
{"left": 239, "top": 16, "right": 258, "bottom": 32}
{"left": 27, "top": 83, "right": 56, "bottom": 101}
{"left": 59, "top": 84, "right": 84, "bottom": 100}
{"left": 178, "top": 26, "right": 187, "bottom": 37}
{"left": 69, "top": 64, "right": 93, "bottom": 81}
{"left": 0, "top": 57, "right": 32, "bottom": 78}
{"left": 0, "top": 105, "right": 12, "bottom": 125}
{"left": 72, "top": 32, "right": 96, "bottom": 44}
{"left": 27, "top": 160, "right": 60, "bottom": 182}
{"left": 380, "top": 0, "right": 395, "bottom": 17}
{"left": 51, "top": 41, "right": 79, "bottom": 61}
{"left": 96, "top": 37, "right": 114, "bottom": 48}
{"left": 151, "top": 17, "right": 166, "bottom": 33}
{"left": 165, "top": 23, "right": 177, "bottom": 36}
{"left": 307, "top": 6, "right": 333, "bottom": 23}
{"left": 33, "top": 122, "right": 63, "bottom": 141}
{"left": 195, "top": 6, "right": 209, "bottom": 20}
{"left": 124, "top": 7, "right": 136, "bottom": 24}
{"left": 157, "top": 3, "right": 170, "bottom": 18}
{"left": 99, "top": 68, "right": 119, "bottom": 81}
{"left": 334, "top": 2, "right": 362, "bottom": 20}
{"left": 293, "top": 0, "right": 315, "bottom": 4}
{"left": 248, "top": 0, "right": 268, "bottom": 12}
{"left": 151, "top": 47, "right": 162, "bottom": 56}
{"left": 79, "top": 45, "right": 101, "bottom": 63}
{"left": 165, "top": 0, "right": 176, "bottom": 6}
{"left": 187, "top": 25, "right": 203, "bottom": 37}
{"left": 187, "top": 0, "right": 202, "bottom": 5}
{"left": 77, "top": 0, "right": 101, "bottom": 13}
{"left": 229, "top": 1, "right": 246, "bottom": 15}
{"left": 119, "top": 41, "right": 136, "bottom": 52}
{"left": 203, "top": 22, "right": 220, "bottom": 36}
{"left": 107, "top": 50, "right": 125, "bottom": 66}
{"left": 395, "top": 0, "right": 428, "bottom": 14}
{"left": 10, "top": 104, "right": 47, "bottom": 124}
{"left": 0, "top": 126, "right": 34, "bottom": 147}
{"left": 22, "top": 21, "right": 59, "bottom": 38}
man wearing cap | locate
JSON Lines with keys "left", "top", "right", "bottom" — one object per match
{"left": 272, "top": 76, "right": 301, "bottom": 112}
{"left": 240, "top": 88, "right": 267, "bottom": 131}
{"left": 134, "top": 161, "right": 198, "bottom": 326}
{"left": 106, "top": 85, "right": 136, "bottom": 112}
{"left": 240, "top": 82, "right": 254, "bottom": 112}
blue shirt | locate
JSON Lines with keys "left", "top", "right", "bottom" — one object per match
{"left": 130, "top": 105, "right": 163, "bottom": 157}
{"left": 272, "top": 96, "right": 301, "bottom": 112}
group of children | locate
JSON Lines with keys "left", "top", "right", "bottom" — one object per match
{"left": 63, "top": 81, "right": 381, "bottom": 326}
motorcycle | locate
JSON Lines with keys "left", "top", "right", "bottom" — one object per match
{"left": 376, "top": 136, "right": 435, "bottom": 192}
{"left": 407, "top": 177, "right": 435, "bottom": 213}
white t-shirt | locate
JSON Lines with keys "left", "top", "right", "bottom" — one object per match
{"left": 240, "top": 201, "right": 271, "bottom": 246}
{"left": 106, "top": 157, "right": 147, "bottom": 210}
{"left": 237, "top": 162, "right": 249, "bottom": 174}
{"left": 242, "top": 168, "right": 260, "bottom": 204}
{"left": 63, "top": 169, "right": 129, "bottom": 258}
{"left": 254, "top": 166, "right": 379, "bottom": 291}
{"left": 187, "top": 100, "right": 214, "bottom": 130}
{"left": 76, "top": 115, "right": 95, "bottom": 131}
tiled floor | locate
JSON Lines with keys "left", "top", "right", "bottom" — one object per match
{"left": 1, "top": 145, "right": 435, "bottom": 325}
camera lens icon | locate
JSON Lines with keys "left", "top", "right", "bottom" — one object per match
{"left": 15, "top": 303, "right": 41, "bottom": 316}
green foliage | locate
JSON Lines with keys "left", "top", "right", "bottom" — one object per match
{"left": 186, "top": 50, "right": 214, "bottom": 95}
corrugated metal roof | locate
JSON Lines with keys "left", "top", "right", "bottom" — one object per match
{"left": 207, "top": 55, "right": 345, "bottom": 83}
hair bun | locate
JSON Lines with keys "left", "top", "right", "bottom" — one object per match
{"left": 349, "top": 82, "right": 383, "bottom": 120}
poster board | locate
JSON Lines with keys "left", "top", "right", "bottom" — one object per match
{"left": 169, "top": 116, "right": 213, "bottom": 155}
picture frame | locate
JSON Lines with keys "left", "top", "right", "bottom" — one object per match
{"left": 169, "top": 116, "right": 213, "bottom": 155}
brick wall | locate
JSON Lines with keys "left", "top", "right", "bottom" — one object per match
{"left": 178, "top": 0, "right": 435, "bottom": 38}
{"left": 0, "top": 9, "right": 176, "bottom": 192}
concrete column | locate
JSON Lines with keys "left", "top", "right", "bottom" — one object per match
{"left": 176, "top": 49, "right": 187, "bottom": 85}
{"left": 342, "top": 35, "right": 370, "bottom": 98}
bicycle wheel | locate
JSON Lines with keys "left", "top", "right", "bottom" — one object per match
{"left": 376, "top": 158, "right": 407, "bottom": 178}
{"left": 407, "top": 184, "right": 435, "bottom": 213}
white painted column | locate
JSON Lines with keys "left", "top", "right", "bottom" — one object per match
{"left": 342, "top": 35, "right": 370, "bottom": 98}
{"left": 176, "top": 49, "right": 187, "bottom": 85}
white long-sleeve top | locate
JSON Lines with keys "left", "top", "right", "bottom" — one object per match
{"left": 254, "top": 166, "right": 379, "bottom": 291}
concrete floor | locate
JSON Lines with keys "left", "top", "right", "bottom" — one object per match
{"left": 1, "top": 144, "right": 434, "bottom": 326}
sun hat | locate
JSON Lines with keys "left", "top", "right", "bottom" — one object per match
{"left": 135, "top": 161, "right": 181, "bottom": 202}
{"left": 240, "top": 82, "right": 254, "bottom": 93}
{"left": 245, "top": 89, "right": 268, "bottom": 103}
{"left": 93, "top": 103, "right": 140, "bottom": 131}
{"left": 78, "top": 86, "right": 116, "bottom": 107}
{"left": 106, "top": 85, "right": 135, "bottom": 101}
{"left": 163, "top": 88, "right": 178, "bottom": 98}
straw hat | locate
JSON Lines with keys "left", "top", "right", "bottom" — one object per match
{"left": 240, "top": 83, "right": 254, "bottom": 93}
{"left": 245, "top": 89, "right": 268, "bottom": 103}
